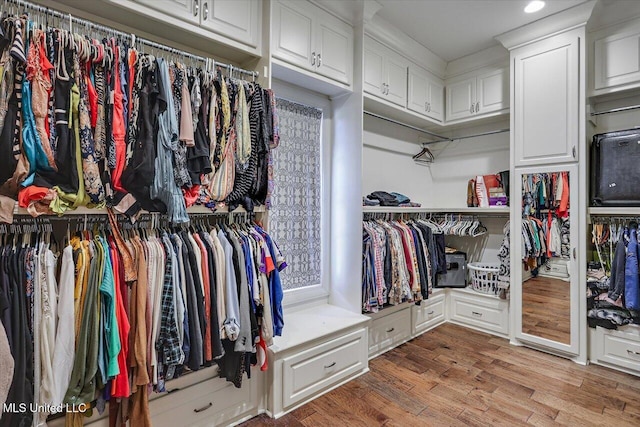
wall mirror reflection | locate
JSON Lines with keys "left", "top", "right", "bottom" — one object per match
{"left": 520, "top": 171, "right": 571, "bottom": 345}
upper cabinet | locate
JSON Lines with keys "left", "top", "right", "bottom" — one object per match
{"left": 592, "top": 17, "right": 640, "bottom": 95}
{"left": 408, "top": 66, "right": 444, "bottom": 122}
{"left": 445, "top": 66, "right": 509, "bottom": 122}
{"left": 364, "top": 37, "right": 409, "bottom": 107}
{"left": 200, "top": 0, "right": 259, "bottom": 47}
{"left": 512, "top": 30, "right": 581, "bottom": 167}
{"left": 135, "top": 0, "right": 259, "bottom": 48}
{"left": 272, "top": 0, "right": 353, "bottom": 86}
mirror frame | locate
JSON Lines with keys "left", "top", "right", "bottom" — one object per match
{"left": 512, "top": 164, "right": 580, "bottom": 355}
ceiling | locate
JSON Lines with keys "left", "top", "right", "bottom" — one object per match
{"left": 376, "top": 0, "right": 587, "bottom": 62}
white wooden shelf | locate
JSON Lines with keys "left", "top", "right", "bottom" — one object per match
{"left": 13, "top": 203, "right": 266, "bottom": 217}
{"left": 362, "top": 206, "right": 510, "bottom": 214}
{"left": 588, "top": 207, "right": 640, "bottom": 216}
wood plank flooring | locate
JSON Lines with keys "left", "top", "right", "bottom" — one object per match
{"left": 240, "top": 323, "right": 640, "bottom": 426}
{"left": 522, "top": 276, "right": 571, "bottom": 344}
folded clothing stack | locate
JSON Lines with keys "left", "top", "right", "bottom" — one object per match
{"left": 364, "top": 191, "right": 421, "bottom": 207}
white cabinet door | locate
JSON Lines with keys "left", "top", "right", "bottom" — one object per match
{"left": 407, "top": 66, "right": 429, "bottom": 114}
{"left": 408, "top": 66, "right": 444, "bottom": 122}
{"left": 271, "top": 0, "right": 315, "bottom": 72}
{"left": 427, "top": 77, "right": 445, "bottom": 122}
{"left": 200, "top": 0, "right": 259, "bottom": 47}
{"left": 363, "top": 38, "right": 386, "bottom": 97}
{"left": 316, "top": 11, "right": 353, "bottom": 85}
{"left": 446, "top": 77, "right": 475, "bottom": 121}
{"left": 513, "top": 31, "right": 579, "bottom": 166}
{"left": 385, "top": 51, "right": 408, "bottom": 107}
{"left": 477, "top": 67, "right": 508, "bottom": 115}
{"left": 594, "top": 24, "right": 640, "bottom": 90}
{"left": 136, "top": 0, "right": 200, "bottom": 24}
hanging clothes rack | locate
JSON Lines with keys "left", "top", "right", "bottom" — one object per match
{"left": 590, "top": 104, "right": 640, "bottom": 116}
{"left": 3, "top": 0, "right": 259, "bottom": 79}
{"left": 422, "top": 128, "right": 510, "bottom": 146}
{"left": 363, "top": 111, "right": 450, "bottom": 140}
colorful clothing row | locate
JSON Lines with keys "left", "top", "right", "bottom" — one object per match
{"left": 0, "top": 219, "right": 286, "bottom": 427}
{"left": 362, "top": 220, "right": 446, "bottom": 313}
{"left": 0, "top": 15, "right": 280, "bottom": 225}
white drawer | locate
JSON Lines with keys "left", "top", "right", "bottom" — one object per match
{"left": 590, "top": 325, "right": 640, "bottom": 375}
{"left": 282, "top": 328, "right": 367, "bottom": 408}
{"left": 150, "top": 375, "right": 256, "bottom": 427}
{"left": 412, "top": 293, "right": 446, "bottom": 336}
{"left": 369, "top": 307, "right": 411, "bottom": 357}
{"left": 449, "top": 290, "right": 509, "bottom": 336}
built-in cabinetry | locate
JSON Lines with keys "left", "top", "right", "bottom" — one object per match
{"left": 445, "top": 66, "right": 509, "bottom": 122}
{"left": 448, "top": 288, "right": 510, "bottom": 338}
{"left": 363, "top": 36, "right": 409, "bottom": 107}
{"left": 136, "top": 0, "right": 259, "bottom": 47}
{"left": 589, "top": 325, "right": 640, "bottom": 376}
{"left": 408, "top": 65, "right": 445, "bottom": 122}
{"left": 501, "top": 18, "right": 588, "bottom": 361}
{"left": 512, "top": 30, "right": 581, "bottom": 166}
{"left": 591, "top": 16, "right": 640, "bottom": 95}
{"left": 267, "top": 305, "right": 369, "bottom": 418}
{"left": 271, "top": 0, "right": 354, "bottom": 86}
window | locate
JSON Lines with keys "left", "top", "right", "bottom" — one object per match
{"left": 269, "top": 98, "right": 323, "bottom": 291}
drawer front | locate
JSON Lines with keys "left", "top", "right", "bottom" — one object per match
{"left": 283, "top": 328, "right": 367, "bottom": 408}
{"left": 369, "top": 308, "right": 411, "bottom": 356}
{"left": 449, "top": 293, "right": 509, "bottom": 336}
{"left": 412, "top": 294, "right": 446, "bottom": 335}
{"left": 150, "top": 376, "right": 256, "bottom": 427}
{"left": 592, "top": 326, "right": 640, "bottom": 374}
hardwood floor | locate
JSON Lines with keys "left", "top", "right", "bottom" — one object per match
{"left": 522, "top": 276, "right": 571, "bottom": 344}
{"left": 240, "top": 324, "right": 640, "bottom": 427}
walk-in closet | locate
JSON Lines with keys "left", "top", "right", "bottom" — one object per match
{"left": 0, "top": 0, "right": 639, "bottom": 426}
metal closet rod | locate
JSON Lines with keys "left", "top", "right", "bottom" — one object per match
{"left": 590, "top": 104, "right": 640, "bottom": 116}
{"left": 363, "top": 111, "right": 450, "bottom": 140}
{"left": 3, "top": 0, "right": 259, "bottom": 78}
{"left": 423, "top": 127, "right": 510, "bottom": 145}
{"left": 363, "top": 111, "right": 510, "bottom": 145}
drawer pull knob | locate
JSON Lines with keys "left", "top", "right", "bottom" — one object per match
{"left": 324, "top": 362, "right": 337, "bottom": 369}
{"left": 386, "top": 327, "right": 395, "bottom": 333}
{"left": 194, "top": 402, "right": 213, "bottom": 413}
{"left": 627, "top": 349, "right": 640, "bottom": 356}
{"left": 472, "top": 311, "right": 483, "bottom": 317}
{"left": 427, "top": 311, "right": 435, "bottom": 315}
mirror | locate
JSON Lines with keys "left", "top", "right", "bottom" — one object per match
{"left": 520, "top": 170, "right": 571, "bottom": 345}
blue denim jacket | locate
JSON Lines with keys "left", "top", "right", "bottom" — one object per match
{"left": 625, "top": 227, "right": 639, "bottom": 310}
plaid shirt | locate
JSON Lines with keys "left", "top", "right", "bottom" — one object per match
{"left": 156, "top": 237, "right": 182, "bottom": 370}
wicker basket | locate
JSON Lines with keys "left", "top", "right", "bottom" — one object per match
{"left": 467, "top": 262, "right": 501, "bottom": 295}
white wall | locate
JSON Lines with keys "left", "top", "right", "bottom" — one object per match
{"left": 363, "top": 115, "right": 510, "bottom": 207}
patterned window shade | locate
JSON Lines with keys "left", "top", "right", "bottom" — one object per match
{"left": 270, "top": 98, "right": 323, "bottom": 290}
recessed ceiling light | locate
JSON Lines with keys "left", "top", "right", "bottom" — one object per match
{"left": 524, "top": 0, "right": 546, "bottom": 13}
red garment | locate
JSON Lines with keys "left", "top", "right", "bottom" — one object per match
{"left": 37, "top": 33, "right": 54, "bottom": 139}
{"left": 111, "top": 42, "right": 127, "bottom": 192}
{"left": 110, "top": 243, "right": 131, "bottom": 398}
{"left": 18, "top": 185, "right": 50, "bottom": 207}
{"left": 558, "top": 171, "right": 570, "bottom": 218}
{"left": 182, "top": 185, "right": 200, "bottom": 208}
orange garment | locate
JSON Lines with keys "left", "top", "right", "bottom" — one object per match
{"left": 129, "top": 238, "right": 149, "bottom": 387}
{"left": 18, "top": 185, "right": 49, "bottom": 207}
{"left": 26, "top": 29, "right": 55, "bottom": 170}
{"left": 110, "top": 42, "right": 126, "bottom": 192}
{"left": 107, "top": 210, "right": 136, "bottom": 281}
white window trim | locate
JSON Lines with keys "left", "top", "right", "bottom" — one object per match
{"left": 271, "top": 79, "right": 332, "bottom": 307}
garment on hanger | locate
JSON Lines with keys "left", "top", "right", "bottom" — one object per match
{"left": 0, "top": 12, "right": 278, "bottom": 225}
{"left": 0, "top": 216, "right": 286, "bottom": 426}
{"left": 362, "top": 218, "right": 448, "bottom": 313}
